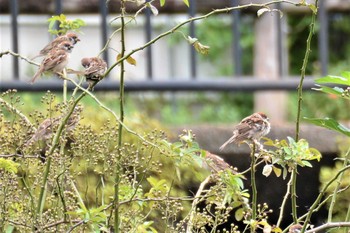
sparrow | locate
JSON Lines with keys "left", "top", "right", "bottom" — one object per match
{"left": 32, "top": 32, "right": 80, "bottom": 59}
{"left": 219, "top": 112, "right": 270, "bottom": 151}
{"left": 204, "top": 151, "right": 235, "bottom": 174}
{"left": 81, "top": 57, "right": 107, "bottom": 87}
{"left": 30, "top": 41, "right": 73, "bottom": 84}
{"left": 288, "top": 224, "right": 303, "bottom": 233}
{"left": 25, "top": 105, "right": 82, "bottom": 146}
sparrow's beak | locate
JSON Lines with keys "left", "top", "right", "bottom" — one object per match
{"left": 76, "top": 38, "right": 81, "bottom": 42}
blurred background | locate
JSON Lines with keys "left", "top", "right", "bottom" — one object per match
{"left": 1, "top": 0, "right": 350, "bottom": 228}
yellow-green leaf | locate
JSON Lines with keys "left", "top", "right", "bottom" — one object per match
{"left": 272, "top": 166, "right": 282, "bottom": 177}
{"left": 126, "top": 56, "right": 137, "bottom": 66}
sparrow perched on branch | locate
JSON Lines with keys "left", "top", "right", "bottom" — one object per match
{"left": 32, "top": 32, "right": 80, "bottom": 59}
{"left": 81, "top": 57, "right": 107, "bottom": 87}
{"left": 219, "top": 112, "right": 270, "bottom": 151}
{"left": 25, "top": 105, "right": 82, "bottom": 146}
{"left": 30, "top": 41, "right": 73, "bottom": 84}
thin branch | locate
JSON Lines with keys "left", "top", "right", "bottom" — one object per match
{"left": 0, "top": 97, "right": 35, "bottom": 130}
{"left": 67, "top": 220, "right": 85, "bottom": 233}
{"left": 62, "top": 76, "right": 161, "bottom": 150}
{"left": 305, "top": 222, "right": 350, "bottom": 233}
{"left": 104, "top": 0, "right": 301, "bottom": 77}
{"left": 302, "top": 165, "right": 350, "bottom": 232}
{"left": 42, "top": 219, "right": 81, "bottom": 230}
{"left": 0, "top": 154, "right": 39, "bottom": 159}
{"left": 186, "top": 175, "right": 211, "bottom": 233}
{"left": 277, "top": 173, "right": 293, "bottom": 227}
{"left": 0, "top": 50, "right": 40, "bottom": 67}
{"left": 328, "top": 146, "right": 350, "bottom": 222}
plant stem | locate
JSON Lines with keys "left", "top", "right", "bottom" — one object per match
{"left": 293, "top": 0, "right": 318, "bottom": 224}
{"left": 328, "top": 146, "right": 350, "bottom": 222}
{"left": 186, "top": 176, "right": 211, "bottom": 233}
{"left": 36, "top": 91, "right": 85, "bottom": 224}
{"left": 301, "top": 165, "right": 350, "bottom": 233}
{"left": 250, "top": 143, "right": 257, "bottom": 233}
{"left": 114, "top": 1, "right": 126, "bottom": 232}
{"left": 276, "top": 174, "right": 293, "bottom": 227}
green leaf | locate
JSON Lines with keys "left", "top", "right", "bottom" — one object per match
{"left": 5, "top": 224, "right": 15, "bottom": 233}
{"left": 313, "top": 85, "right": 349, "bottom": 99}
{"left": 272, "top": 166, "right": 282, "bottom": 177}
{"left": 301, "top": 160, "right": 313, "bottom": 167}
{"left": 315, "top": 74, "right": 350, "bottom": 86}
{"left": 308, "top": 4, "right": 317, "bottom": 14}
{"left": 0, "top": 158, "right": 19, "bottom": 173}
{"left": 304, "top": 117, "right": 350, "bottom": 137}
{"left": 182, "top": 0, "right": 189, "bottom": 7}
{"left": 235, "top": 208, "right": 244, "bottom": 221}
{"left": 159, "top": 0, "right": 165, "bottom": 6}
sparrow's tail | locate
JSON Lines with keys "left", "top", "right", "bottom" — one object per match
{"left": 30, "top": 69, "right": 42, "bottom": 84}
{"left": 219, "top": 134, "right": 237, "bottom": 151}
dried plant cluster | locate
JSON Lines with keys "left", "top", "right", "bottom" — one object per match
{"left": 1, "top": 0, "right": 350, "bottom": 232}
{"left": 0, "top": 90, "right": 250, "bottom": 232}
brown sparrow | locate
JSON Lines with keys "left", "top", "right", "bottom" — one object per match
{"left": 288, "top": 224, "right": 303, "bottom": 233}
{"left": 204, "top": 151, "right": 234, "bottom": 173}
{"left": 30, "top": 41, "right": 73, "bottom": 84}
{"left": 25, "top": 106, "right": 82, "bottom": 146}
{"left": 219, "top": 112, "right": 270, "bottom": 151}
{"left": 81, "top": 57, "right": 107, "bottom": 87}
{"left": 32, "top": 32, "right": 80, "bottom": 59}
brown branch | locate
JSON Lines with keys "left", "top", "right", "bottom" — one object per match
{"left": 0, "top": 50, "right": 39, "bottom": 67}
{"left": 42, "top": 219, "right": 81, "bottom": 230}
{"left": 0, "top": 154, "right": 39, "bottom": 159}
{"left": 305, "top": 222, "right": 350, "bottom": 233}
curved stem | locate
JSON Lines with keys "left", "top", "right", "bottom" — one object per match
{"left": 301, "top": 165, "right": 350, "bottom": 233}
{"left": 328, "top": 146, "right": 350, "bottom": 222}
{"left": 250, "top": 143, "right": 257, "bottom": 233}
{"left": 277, "top": 173, "right": 293, "bottom": 227}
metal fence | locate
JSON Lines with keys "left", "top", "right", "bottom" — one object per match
{"left": 0, "top": 0, "right": 332, "bottom": 92}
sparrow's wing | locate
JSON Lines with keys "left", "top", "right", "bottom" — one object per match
{"left": 39, "top": 36, "right": 65, "bottom": 55}
{"left": 42, "top": 50, "right": 68, "bottom": 71}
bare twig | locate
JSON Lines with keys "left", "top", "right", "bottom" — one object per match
{"left": 67, "top": 220, "right": 85, "bottom": 233}
{"left": 0, "top": 154, "right": 40, "bottom": 159}
{"left": 186, "top": 175, "right": 211, "bottom": 233}
{"left": 0, "top": 50, "right": 39, "bottom": 67}
{"left": 328, "top": 147, "right": 350, "bottom": 222}
{"left": 0, "top": 97, "right": 35, "bottom": 130}
{"left": 302, "top": 165, "right": 350, "bottom": 232}
{"left": 104, "top": 0, "right": 301, "bottom": 78}
{"left": 304, "top": 222, "right": 350, "bottom": 233}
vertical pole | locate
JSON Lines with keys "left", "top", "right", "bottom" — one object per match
{"left": 232, "top": 0, "right": 242, "bottom": 76}
{"left": 318, "top": 0, "right": 328, "bottom": 75}
{"left": 145, "top": 0, "right": 153, "bottom": 80}
{"left": 10, "top": 0, "right": 19, "bottom": 79}
{"left": 100, "top": 0, "right": 109, "bottom": 68}
{"left": 254, "top": 4, "right": 287, "bottom": 122}
{"left": 54, "top": 0, "right": 62, "bottom": 32}
{"left": 188, "top": 0, "right": 197, "bottom": 79}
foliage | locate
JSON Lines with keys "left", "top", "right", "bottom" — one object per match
{"left": 1, "top": 1, "right": 350, "bottom": 233}
{"left": 48, "top": 14, "right": 85, "bottom": 35}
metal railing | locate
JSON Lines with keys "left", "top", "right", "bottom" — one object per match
{"left": 1, "top": 0, "right": 332, "bottom": 92}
